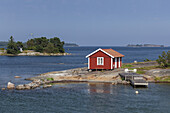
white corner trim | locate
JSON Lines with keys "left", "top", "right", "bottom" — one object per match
{"left": 119, "top": 57, "right": 120, "bottom": 68}
{"left": 86, "top": 48, "right": 114, "bottom": 58}
{"left": 88, "top": 58, "right": 90, "bottom": 69}
{"left": 111, "top": 58, "right": 113, "bottom": 69}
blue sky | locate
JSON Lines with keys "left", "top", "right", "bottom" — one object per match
{"left": 0, "top": 0, "right": 169, "bottom": 46}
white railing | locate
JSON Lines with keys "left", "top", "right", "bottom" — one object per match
{"left": 124, "top": 68, "right": 137, "bottom": 73}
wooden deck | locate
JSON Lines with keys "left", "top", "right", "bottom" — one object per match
{"left": 119, "top": 73, "right": 148, "bottom": 87}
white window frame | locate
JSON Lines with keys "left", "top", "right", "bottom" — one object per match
{"left": 97, "top": 57, "right": 104, "bottom": 65}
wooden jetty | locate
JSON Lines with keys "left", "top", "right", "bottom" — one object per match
{"left": 119, "top": 73, "right": 148, "bottom": 87}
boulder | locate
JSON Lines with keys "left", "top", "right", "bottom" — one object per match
{"left": 43, "top": 84, "right": 52, "bottom": 88}
{"left": 7, "top": 82, "right": 15, "bottom": 89}
{"left": 122, "top": 80, "right": 129, "bottom": 85}
{"left": 16, "top": 85, "right": 25, "bottom": 90}
{"left": 24, "top": 84, "right": 31, "bottom": 90}
{"left": 31, "top": 83, "right": 39, "bottom": 89}
{"left": 112, "top": 81, "right": 117, "bottom": 85}
{"left": 15, "top": 76, "right": 21, "bottom": 78}
{"left": 26, "top": 82, "right": 38, "bottom": 89}
{"left": 1, "top": 88, "right": 5, "bottom": 90}
{"left": 33, "top": 79, "right": 42, "bottom": 85}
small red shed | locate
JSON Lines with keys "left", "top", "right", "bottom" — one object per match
{"left": 86, "top": 48, "right": 124, "bottom": 70}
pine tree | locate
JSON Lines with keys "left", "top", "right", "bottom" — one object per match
{"left": 7, "top": 36, "right": 19, "bottom": 54}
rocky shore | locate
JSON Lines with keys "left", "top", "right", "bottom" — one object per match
{"left": 4, "top": 61, "right": 170, "bottom": 90}
{"left": 0, "top": 50, "right": 71, "bottom": 56}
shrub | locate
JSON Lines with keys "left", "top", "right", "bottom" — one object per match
{"left": 144, "top": 58, "right": 151, "bottom": 62}
{"left": 47, "top": 78, "right": 54, "bottom": 81}
{"left": 156, "top": 51, "right": 170, "bottom": 68}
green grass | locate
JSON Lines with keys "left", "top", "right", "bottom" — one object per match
{"left": 136, "top": 66, "right": 158, "bottom": 70}
{"left": 155, "top": 76, "right": 170, "bottom": 82}
{"left": 121, "top": 64, "right": 133, "bottom": 68}
{"left": 136, "top": 70, "right": 146, "bottom": 74}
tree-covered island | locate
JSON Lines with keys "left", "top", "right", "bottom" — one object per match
{"left": 0, "top": 36, "right": 70, "bottom": 56}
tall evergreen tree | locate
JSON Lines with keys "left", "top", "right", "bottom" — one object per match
{"left": 7, "top": 36, "right": 19, "bottom": 54}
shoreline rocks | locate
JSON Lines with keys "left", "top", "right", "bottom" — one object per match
{"left": 7, "top": 82, "right": 15, "bottom": 89}
{"left": 0, "top": 51, "right": 71, "bottom": 56}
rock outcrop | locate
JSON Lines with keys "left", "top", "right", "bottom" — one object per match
{"left": 146, "top": 69, "right": 170, "bottom": 77}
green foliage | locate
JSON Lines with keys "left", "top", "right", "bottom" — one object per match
{"left": 5, "top": 36, "right": 65, "bottom": 54}
{"left": 16, "top": 41, "right": 24, "bottom": 49}
{"left": 6, "top": 36, "right": 20, "bottom": 54}
{"left": 26, "top": 37, "right": 65, "bottom": 53}
{"left": 144, "top": 58, "right": 151, "bottom": 62}
{"left": 156, "top": 51, "right": 170, "bottom": 68}
{"left": 168, "top": 51, "right": 170, "bottom": 64}
{"left": 47, "top": 78, "right": 54, "bottom": 81}
{"left": 44, "top": 43, "right": 55, "bottom": 53}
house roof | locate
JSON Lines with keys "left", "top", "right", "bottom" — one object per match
{"left": 102, "top": 49, "right": 124, "bottom": 57}
{"left": 86, "top": 48, "right": 124, "bottom": 58}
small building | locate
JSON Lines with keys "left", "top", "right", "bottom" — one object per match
{"left": 86, "top": 48, "right": 124, "bottom": 70}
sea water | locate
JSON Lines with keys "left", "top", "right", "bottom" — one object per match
{"left": 0, "top": 47, "right": 169, "bottom": 113}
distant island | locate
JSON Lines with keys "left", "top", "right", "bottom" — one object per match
{"left": 127, "top": 44, "right": 164, "bottom": 47}
{"left": 0, "top": 36, "right": 71, "bottom": 56}
{"left": 64, "top": 43, "right": 79, "bottom": 47}
{"left": 0, "top": 41, "right": 79, "bottom": 48}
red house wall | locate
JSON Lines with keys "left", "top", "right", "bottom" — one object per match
{"left": 89, "top": 51, "right": 111, "bottom": 69}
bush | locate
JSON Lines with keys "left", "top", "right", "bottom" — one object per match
{"left": 144, "top": 58, "right": 151, "bottom": 62}
{"left": 47, "top": 78, "right": 54, "bottom": 81}
{"left": 156, "top": 51, "right": 170, "bottom": 68}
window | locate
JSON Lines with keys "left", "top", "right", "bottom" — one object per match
{"left": 97, "top": 57, "right": 104, "bottom": 65}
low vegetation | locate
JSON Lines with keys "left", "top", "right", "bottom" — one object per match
{"left": 136, "top": 66, "right": 158, "bottom": 70}
{"left": 121, "top": 64, "right": 133, "bottom": 68}
{"left": 136, "top": 70, "right": 145, "bottom": 74}
{"left": 155, "top": 76, "right": 170, "bottom": 82}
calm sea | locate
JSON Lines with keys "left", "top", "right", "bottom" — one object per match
{"left": 0, "top": 46, "right": 169, "bottom": 113}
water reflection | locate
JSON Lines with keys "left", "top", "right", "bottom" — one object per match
{"left": 88, "top": 83, "right": 115, "bottom": 94}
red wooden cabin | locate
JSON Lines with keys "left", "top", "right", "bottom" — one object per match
{"left": 86, "top": 48, "right": 124, "bottom": 70}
